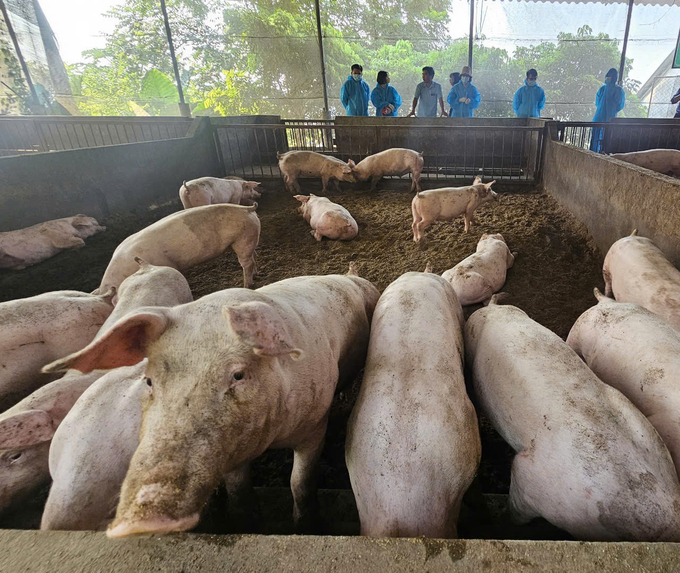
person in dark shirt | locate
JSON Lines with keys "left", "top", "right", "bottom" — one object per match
{"left": 671, "top": 88, "right": 680, "bottom": 118}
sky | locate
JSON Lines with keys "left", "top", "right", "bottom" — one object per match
{"left": 39, "top": 0, "right": 680, "bottom": 85}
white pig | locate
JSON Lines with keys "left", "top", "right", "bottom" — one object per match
{"left": 0, "top": 290, "right": 113, "bottom": 411}
{"left": 43, "top": 267, "right": 379, "bottom": 538}
{"left": 602, "top": 230, "right": 680, "bottom": 330}
{"left": 465, "top": 298, "right": 680, "bottom": 542}
{"left": 41, "top": 364, "right": 146, "bottom": 531}
{"left": 567, "top": 288, "right": 680, "bottom": 473}
{"left": 294, "top": 195, "right": 358, "bottom": 241}
{"left": 611, "top": 149, "right": 680, "bottom": 177}
{"left": 346, "top": 271, "right": 480, "bottom": 538}
{"left": 348, "top": 148, "right": 424, "bottom": 192}
{"left": 0, "top": 215, "right": 105, "bottom": 270}
{"left": 0, "top": 259, "right": 193, "bottom": 518}
{"left": 96, "top": 203, "right": 260, "bottom": 294}
{"left": 179, "top": 177, "right": 262, "bottom": 209}
{"left": 441, "top": 233, "right": 516, "bottom": 305}
{"left": 411, "top": 177, "right": 498, "bottom": 242}
{"left": 277, "top": 150, "right": 357, "bottom": 194}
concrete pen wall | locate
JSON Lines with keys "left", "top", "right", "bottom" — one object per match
{"left": 0, "top": 117, "right": 222, "bottom": 232}
{"left": 543, "top": 138, "right": 680, "bottom": 265}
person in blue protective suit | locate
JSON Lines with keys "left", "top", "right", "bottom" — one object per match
{"left": 370, "top": 71, "right": 402, "bottom": 117}
{"left": 513, "top": 69, "right": 545, "bottom": 118}
{"left": 447, "top": 66, "right": 481, "bottom": 117}
{"left": 589, "top": 68, "right": 626, "bottom": 152}
{"left": 341, "top": 64, "right": 370, "bottom": 116}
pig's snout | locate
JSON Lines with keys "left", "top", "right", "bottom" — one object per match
{"left": 107, "top": 513, "right": 200, "bottom": 538}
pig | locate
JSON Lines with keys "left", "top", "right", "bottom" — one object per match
{"left": 465, "top": 297, "right": 680, "bottom": 541}
{"left": 0, "top": 215, "right": 105, "bottom": 270}
{"left": 602, "top": 230, "right": 680, "bottom": 330}
{"left": 41, "top": 364, "right": 146, "bottom": 531}
{"left": 0, "top": 259, "right": 193, "bottom": 518}
{"left": 293, "top": 195, "right": 358, "bottom": 241}
{"left": 346, "top": 271, "right": 480, "bottom": 538}
{"left": 610, "top": 149, "right": 680, "bottom": 178}
{"left": 277, "top": 150, "right": 357, "bottom": 194}
{"left": 348, "top": 148, "right": 424, "bottom": 192}
{"left": 179, "top": 177, "right": 262, "bottom": 209}
{"left": 0, "top": 290, "right": 113, "bottom": 411}
{"left": 441, "top": 233, "right": 516, "bottom": 305}
{"left": 411, "top": 177, "right": 498, "bottom": 242}
{"left": 96, "top": 203, "right": 260, "bottom": 294}
{"left": 42, "top": 267, "right": 380, "bottom": 538}
{"left": 567, "top": 288, "right": 680, "bottom": 473}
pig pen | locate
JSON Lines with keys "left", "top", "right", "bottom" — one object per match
{"left": 0, "top": 180, "right": 603, "bottom": 538}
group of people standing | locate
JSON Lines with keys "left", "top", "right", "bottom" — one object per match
{"left": 340, "top": 64, "right": 626, "bottom": 129}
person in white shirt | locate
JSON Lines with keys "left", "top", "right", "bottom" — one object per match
{"left": 407, "top": 66, "right": 447, "bottom": 118}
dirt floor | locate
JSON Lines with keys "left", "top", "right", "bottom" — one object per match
{"left": 0, "top": 178, "right": 604, "bottom": 499}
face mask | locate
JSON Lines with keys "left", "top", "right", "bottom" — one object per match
{"left": 605, "top": 77, "right": 612, "bottom": 84}
{"left": 527, "top": 79, "right": 536, "bottom": 87}
{"left": 462, "top": 76, "right": 470, "bottom": 84}
{"left": 352, "top": 73, "right": 362, "bottom": 81}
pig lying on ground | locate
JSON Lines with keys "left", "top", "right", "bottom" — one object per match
{"left": 610, "top": 149, "right": 680, "bottom": 178}
{"left": 96, "top": 203, "right": 260, "bottom": 294}
{"left": 411, "top": 177, "right": 498, "bottom": 242}
{"left": 441, "top": 234, "right": 515, "bottom": 305}
{"left": 294, "top": 195, "right": 358, "bottom": 241}
{"left": 43, "top": 266, "right": 380, "bottom": 537}
{"left": 277, "top": 151, "right": 357, "bottom": 194}
{"left": 179, "top": 177, "right": 261, "bottom": 209}
{"left": 465, "top": 297, "right": 680, "bottom": 541}
{"left": 567, "top": 288, "right": 680, "bottom": 474}
{"left": 346, "top": 270, "right": 480, "bottom": 538}
{"left": 348, "top": 148, "right": 424, "bottom": 192}
{"left": 0, "top": 290, "right": 113, "bottom": 411}
{"left": 0, "top": 259, "right": 193, "bottom": 520}
{"left": 0, "top": 215, "right": 105, "bottom": 270}
{"left": 603, "top": 230, "right": 680, "bottom": 330}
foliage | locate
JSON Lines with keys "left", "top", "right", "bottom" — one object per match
{"left": 62, "top": 0, "right": 646, "bottom": 120}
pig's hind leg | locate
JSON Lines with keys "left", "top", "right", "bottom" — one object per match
{"left": 233, "top": 240, "right": 257, "bottom": 288}
{"left": 506, "top": 450, "right": 541, "bottom": 526}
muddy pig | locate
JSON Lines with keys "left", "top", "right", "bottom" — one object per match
{"left": 43, "top": 266, "right": 380, "bottom": 538}
{"left": 277, "top": 150, "right": 357, "bottom": 193}
{"left": 348, "top": 148, "right": 424, "bottom": 192}
{"left": 0, "top": 215, "right": 105, "bottom": 270}
{"left": 568, "top": 288, "right": 680, "bottom": 474}
{"left": 442, "top": 233, "right": 515, "bottom": 305}
{"left": 346, "top": 270, "right": 480, "bottom": 538}
{"left": 96, "top": 203, "right": 260, "bottom": 294}
{"left": 465, "top": 297, "right": 680, "bottom": 541}
{"left": 411, "top": 177, "right": 497, "bottom": 242}
{"left": 294, "top": 195, "right": 358, "bottom": 241}
{"left": 179, "top": 177, "right": 261, "bottom": 209}
{"left": 603, "top": 230, "right": 680, "bottom": 330}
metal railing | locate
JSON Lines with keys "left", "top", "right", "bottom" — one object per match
{"left": 0, "top": 116, "right": 193, "bottom": 157}
{"left": 556, "top": 120, "right": 680, "bottom": 154}
{"left": 213, "top": 123, "right": 545, "bottom": 184}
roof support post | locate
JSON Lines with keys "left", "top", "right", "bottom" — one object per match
{"left": 618, "top": 0, "right": 634, "bottom": 86}
{"left": 468, "top": 0, "right": 474, "bottom": 68}
{"left": 159, "top": 0, "right": 190, "bottom": 117}
{"left": 314, "top": 0, "right": 330, "bottom": 119}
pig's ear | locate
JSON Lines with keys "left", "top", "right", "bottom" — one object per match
{"left": 293, "top": 195, "right": 310, "bottom": 203}
{"left": 484, "top": 180, "right": 496, "bottom": 189}
{"left": 0, "top": 410, "right": 55, "bottom": 449}
{"left": 347, "top": 159, "right": 356, "bottom": 167}
{"left": 473, "top": 176, "right": 482, "bottom": 184}
{"left": 244, "top": 181, "right": 260, "bottom": 188}
{"left": 224, "top": 302, "right": 303, "bottom": 360}
{"left": 42, "top": 309, "right": 170, "bottom": 374}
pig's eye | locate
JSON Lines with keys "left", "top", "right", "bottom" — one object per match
{"left": 233, "top": 372, "right": 245, "bottom": 381}
{"left": 8, "top": 452, "right": 22, "bottom": 463}
{"left": 145, "top": 378, "right": 152, "bottom": 387}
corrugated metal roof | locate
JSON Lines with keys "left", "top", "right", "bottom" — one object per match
{"left": 490, "top": 0, "right": 678, "bottom": 5}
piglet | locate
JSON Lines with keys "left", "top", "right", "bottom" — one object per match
{"left": 349, "top": 148, "right": 424, "bottom": 192}
{"left": 294, "top": 195, "right": 358, "bottom": 241}
{"left": 442, "top": 233, "right": 515, "bottom": 305}
{"left": 603, "top": 230, "right": 680, "bottom": 330}
{"left": 0, "top": 215, "right": 105, "bottom": 270}
{"left": 278, "top": 151, "right": 356, "bottom": 193}
{"left": 411, "top": 177, "right": 497, "bottom": 242}
{"left": 179, "top": 177, "right": 261, "bottom": 209}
